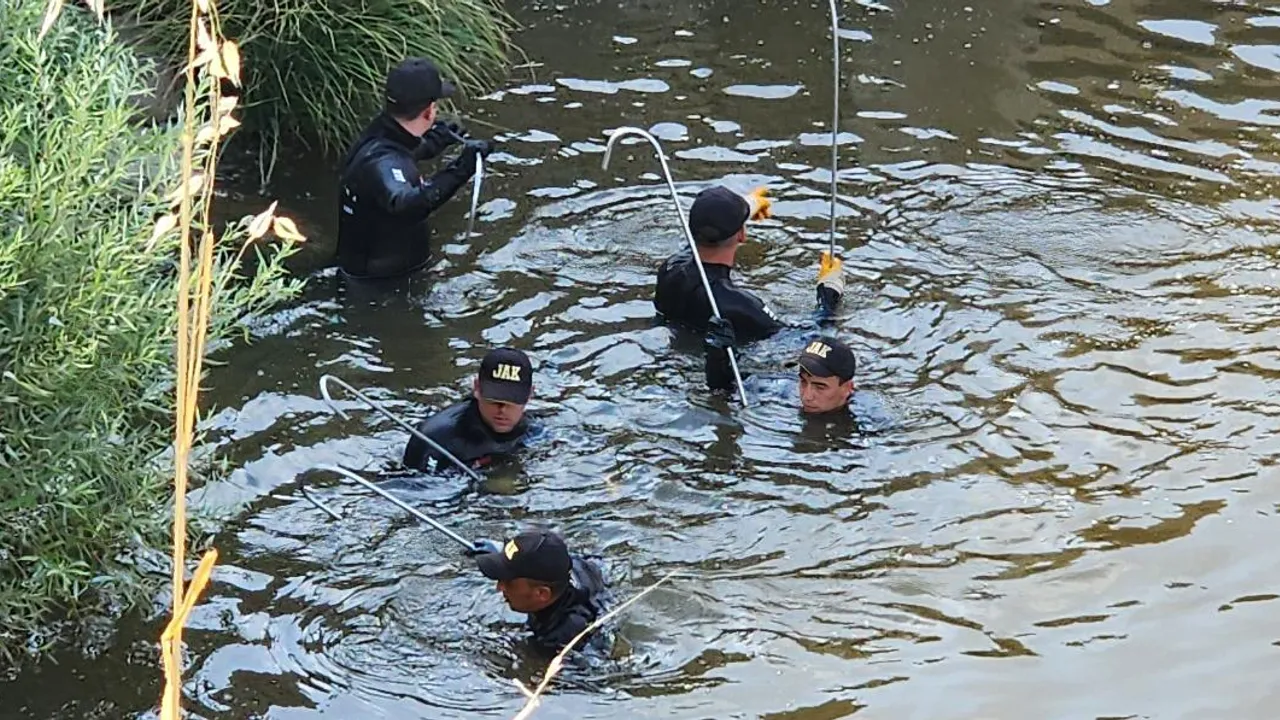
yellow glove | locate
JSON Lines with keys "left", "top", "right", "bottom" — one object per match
{"left": 744, "top": 186, "right": 772, "bottom": 221}
{"left": 817, "top": 250, "right": 845, "bottom": 304}
{"left": 818, "top": 250, "right": 843, "bottom": 283}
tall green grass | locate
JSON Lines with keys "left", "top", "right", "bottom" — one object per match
{"left": 118, "top": 0, "right": 515, "bottom": 164}
{"left": 0, "top": 1, "right": 302, "bottom": 662}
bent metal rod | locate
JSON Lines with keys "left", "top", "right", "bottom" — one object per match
{"left": 601, "top": 126, "right": 751, "bottom": 406}
{"left": 300, "top": 464, "right": 473, "bottom": 551}
{"left": 318, "top": 374, "right": 483, "bottom": 483}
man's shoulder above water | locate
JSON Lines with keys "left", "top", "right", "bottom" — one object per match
{"left": 402, "top": 398, "right": 542, "bottom": 472}
{"left": 654, "top": 252, "right": 781, "bottom": 342}
{"left": 415, "top": 397, "right": 472, "bottom": 434}
{"left": 655, "top": 249, "right": 731, "bottom": 291}
{"left": 526, "top": 555, "right": 613, "bottom": 656}
{"left": 401, "top": 399, "right": 472, "bottom": 470}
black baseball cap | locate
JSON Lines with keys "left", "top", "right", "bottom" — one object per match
{"left": 689, "top": 186, "right": 750, "bottom": 246}
{"left": 385, "top": 57, "right": 456, "bottom": 112}
{"left": 787, "top": 336, "right": 856, "bottom": 382}
{"left": 477, "top": 348, "right": 533, "bottom": 405}
{"left": 476, "top": 530, "right": 572, "bottom": 584}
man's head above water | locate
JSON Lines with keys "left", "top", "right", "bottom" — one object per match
{"left": 688, "top": 185, "right": 771, "bottom": 265}
{"left": 384, "top": 57, "right": 455, "bottom": 136}
{"left": 472, "top": 347, "right": 533, "bottom": 434}
{"left": 788, "top": 336, "right": 856, "bottom": 414}
{"left": 476, "top": 530, "right": 572, "bottom": 613}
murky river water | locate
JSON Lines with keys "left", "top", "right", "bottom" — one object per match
{"left": 10, "top": 0, "right": 1280, "bottom": 717}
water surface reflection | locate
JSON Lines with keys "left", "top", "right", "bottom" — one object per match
{"left": 9, "top": 0, "right": 1280, "bottom": 718}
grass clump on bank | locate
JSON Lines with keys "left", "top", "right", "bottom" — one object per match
{"left": 118, "top": 0, "right": 515, "bottom": 162}
{"left": 0, "top": 2, "right": 302, "bottom": 662}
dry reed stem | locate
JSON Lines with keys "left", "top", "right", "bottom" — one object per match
{"left": 32, "top": 3, "right": 298, "bottom": 713}
{"left": 157, "top": 0, "right": 295, "bottom": 716}
{"left": 31, "top": 0, "right": 211, "bottom": 713}
{"left": 158, "top": 548, "right": 217, "bottom": 719}
{"left": 510, "top": 571, "right": 681, "bottom": 720}
{"left": 163, "top": 0, "right": 201, "bottom": 713}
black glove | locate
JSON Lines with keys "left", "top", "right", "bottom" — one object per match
{"left": 464, "top": 538, "right": 502, "bottom": 557}
{"left": 427, "top": 120, "right": 466, "bottom": 146}
{"left": 705, "top": 316, "right": 736, "bottom": 350}
{"left": 416, "top": 121, "right": 467, "bottom": 160}
{"left": 451, "top": 139, "right": 495, "bottom": 176}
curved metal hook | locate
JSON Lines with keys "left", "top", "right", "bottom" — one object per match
{"left": 318, "top": 374, "right": 484, "bottom": 483}
{"left": 298, "top": 482, "right": 344, "bottom": 521}
{"left": 602, "top": 128, "right": 701, "bottom": 276}
{"left": 601, "top": 126, "right": 750, "bottom": 407}
{"left": 464, "top": 156, "right": 483, "bottom": 241}
{"left": 827, "top": 0, "right": 841, "bottom": 257}
{"left": 301, "top": 464, "right": 474, "bottom": 551}
{"left": 442, "top": 125, "right": 486, "bottom": 242}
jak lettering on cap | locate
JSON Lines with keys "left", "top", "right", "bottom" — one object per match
{"left": 478, "top": 347, "right": 534, "bottom": 405}
{"left": 788, "top": 336, "right": 857, "bottom": 382}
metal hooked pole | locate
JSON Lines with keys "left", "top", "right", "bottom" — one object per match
{"left": 827, "top": 0, "right": 841, "bottom": 258}
{"left": 318, "top": 374, "right": 484, "bottom": 484}
{"left": 301, "top": 464, "right": 474, "bottom": 551}
{"left": 446, "top": 126, "right": 485, "bottom": 242}
{"left": 465, "top": 156, "right": 483, "bottom": 242}
{"left": 601, "top": 126, "right": 751, "bottom": 407}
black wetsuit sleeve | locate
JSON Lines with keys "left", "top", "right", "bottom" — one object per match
{"left": 816, "top": 285, "right": 840, "bottom": 324}
{"left": 402, "top": 417, "right": 446, "bottom": 470}
{"left": 720, "top": 286, "right": 784, "bottom": 344}
{"left": 413, "top": 136, "right": 447, "bottom": 161}
{"left": 414, "top": 122, "right": 463, "bottom": 161}
{"left": 531, "top": 611, "right": 592, "bottom": 656}
{"left": 702, "top": 279, "right": 843, "bottom": 393}
{"left": 369, "top": 152, "right": 469, "bottom": 223}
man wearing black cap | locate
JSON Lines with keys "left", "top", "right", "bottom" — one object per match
{"left": 470, "top": 530, "right": 611, "bottom": 655}
{"left": 706, "top": 332, "right": 858, "bottom": 415}
{"left": 654, "top": 185, "right": 846, "bottom": 344}
{"left": 402, "top": 347, "right": 540, "bottom": 473}
{"left": 336, "top": 57, "right": 494, "bottom": 280}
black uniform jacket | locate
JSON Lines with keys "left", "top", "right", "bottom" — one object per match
{"left": 336, "top": 112, "right": 472, "bottom": 280}
{"left": 654, "top": 250, "right": 784, "bottom": 344}
{"left": 527, "top": 555, "right": 613, "bottom": 656}
{"left": 402, "top": 398, "right": 535, "bottom": 472}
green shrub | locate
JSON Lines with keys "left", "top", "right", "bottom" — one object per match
{"left": 0, "top": 3, "right": 302, "bottom": 661}
{"left": 117, "top": 0, "right": 515, "bottom": 161}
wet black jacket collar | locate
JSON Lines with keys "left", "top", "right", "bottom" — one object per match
{"left": 335, "top": 112, "right": 470, "bottom": 280}
{"left": 401, "top": 398, "right": 533, "bottom": 471}
{"left": 370, "top": 112, "right": 422, "bottom": 152}
{"left": 527, "top": 584, "right": 595, "bottom": 655}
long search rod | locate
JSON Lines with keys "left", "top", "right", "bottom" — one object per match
{"left": 466, "top": 156, "right": 483, "bottom": 241}
{"left": 601, "top": 126, "right": 750, "bottom": 406}
{"left": 445, "top": 127, "right": 485, "bottom": 242}
{"left": 318, "top": 374, "right": 483, "bottom": 483}
{"left": 301, "top": 464, "right": 473, "bottom": 551}
{"left": 827, "top": 0, "right": 840, "bottom": 257}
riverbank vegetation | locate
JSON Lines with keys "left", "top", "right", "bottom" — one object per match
{"left": 0, "top": 0, "right": 302, "bottom": 663}
{"left": 118, "top": 0, "right": 515, "bottom": 174}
